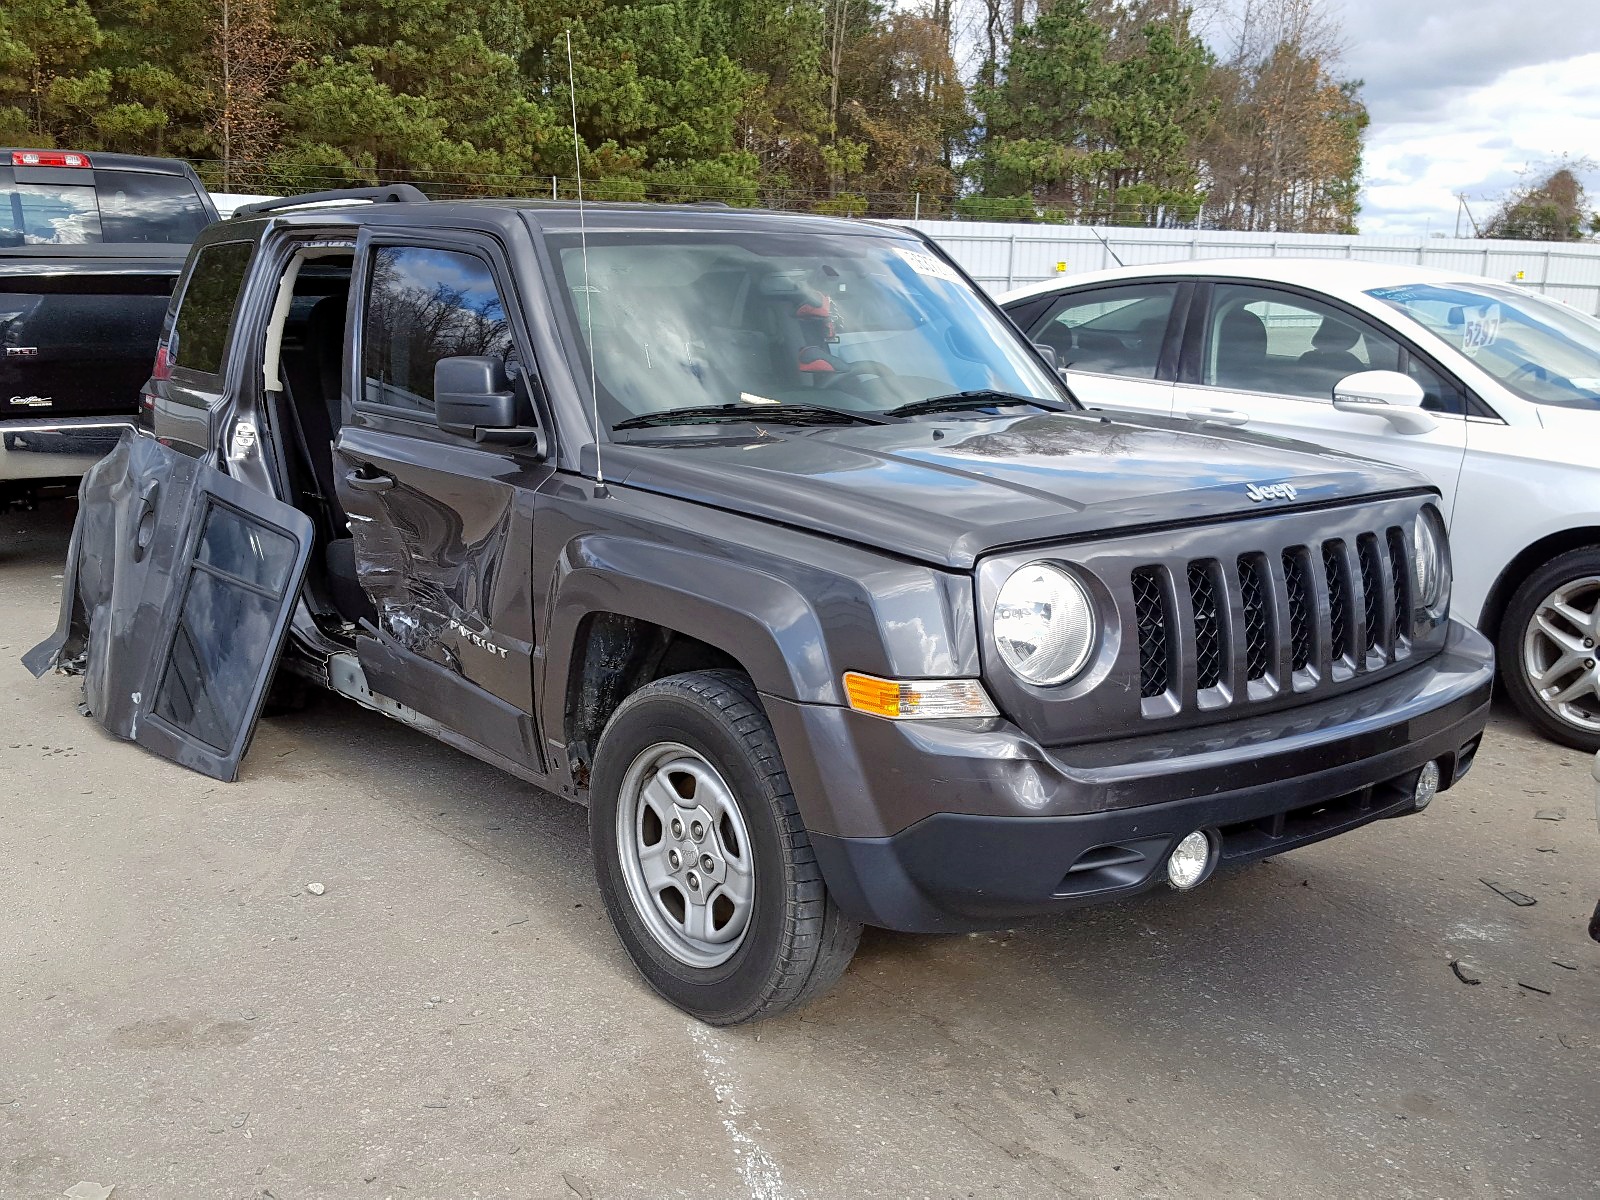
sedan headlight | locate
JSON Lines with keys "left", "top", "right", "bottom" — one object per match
{"left": 993, "top": 562, "right": 1096, "bottom": 685}
{"left": 1412, "top": 508, "right": 1449, "bottom": 611}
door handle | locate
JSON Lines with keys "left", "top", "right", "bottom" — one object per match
{"left": 1185, "top": 407, "right": 1250, "bottom": 427}
{"left": 345, "top": 467, "right": 395, "bottom": 492}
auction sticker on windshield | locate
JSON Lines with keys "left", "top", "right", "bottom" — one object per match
{"left": 894, "top": 246, "right": 963, "bottom": 284}
{"left": 1462, "top": 304, "right": 1501, "bottom": 356}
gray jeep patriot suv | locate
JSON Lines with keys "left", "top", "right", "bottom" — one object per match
{"left": 28, "top": 188, "right": 1494, "bottom": 1023}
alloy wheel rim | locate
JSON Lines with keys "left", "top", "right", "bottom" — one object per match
{"left": 1522, "top": 575, "right": 1600, "bottom": 734}
{"left": 615, "top": 741, "right": 755, "bottom": 968}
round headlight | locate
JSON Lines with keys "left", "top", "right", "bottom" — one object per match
{"left": 993, "top": 562, "right": 1096, "bottom": 685}
{"left": 1413, "top": 510, "right": 1446, "bottom": 609}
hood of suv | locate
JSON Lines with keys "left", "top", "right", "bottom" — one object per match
{"left": 604, "top": 411, "right": 1431, "bottom": 568}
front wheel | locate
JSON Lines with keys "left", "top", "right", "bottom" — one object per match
{"left": 589, "top": 670, "right": 860, "bottom": 1024}
{"left": 1498, "top": 547, "right": 1600, "bottom": 752}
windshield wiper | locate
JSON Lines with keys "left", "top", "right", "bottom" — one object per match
{"left": 883, "top": 390, "right": 1069, "bottom": 419}
{"left": 613, "top": 403, "right": 884, "bottom": 431}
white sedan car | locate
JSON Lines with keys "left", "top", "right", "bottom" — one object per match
{"left": 1001, "top": 259, "right": 1600, "bottom": 750}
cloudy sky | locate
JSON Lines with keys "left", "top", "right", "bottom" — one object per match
{"left": 1332, "top": 0, "right": 1600, "bottom": 235}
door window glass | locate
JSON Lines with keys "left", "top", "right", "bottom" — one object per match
{"left": 1205, "top": 283, "right": 1412, "bottom": 401}
{"left": 1404, "top": 356, "right": 1468, "bottom": 415}
{"left": 1032, "top": 283, "right": 1178, "bottom": 378}
{"left": 152, "top": 502, "right": 298, "bottom": 753}
{"left": 362, "top": 246, "right": 513, "bottom": 414}
{"left": 170, "top": 240, "right": 254, "bottom": 376}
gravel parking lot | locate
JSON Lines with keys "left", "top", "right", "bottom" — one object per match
{"left": 3, "top": 500, "right": 1598, "bottom": 1200}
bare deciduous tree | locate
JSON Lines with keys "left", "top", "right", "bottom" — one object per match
{"left": 210, "top": 0, "right": 296, "bottom": 190}
{"left": 1197, "top": 0, "right": 1365, "bottom": 232}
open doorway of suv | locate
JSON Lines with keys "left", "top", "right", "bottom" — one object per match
{"left": 253, "top": 242, "right": 377, "bottom": 631}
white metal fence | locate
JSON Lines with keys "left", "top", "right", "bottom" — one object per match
{"left": 210, "top": 192, "right": 1600, "bottom": 316}
{"left": 909, "top": 221, "right": 1600, "bottom": 314}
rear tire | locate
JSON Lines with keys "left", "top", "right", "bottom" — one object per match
{"left": 1497, "top": 547, "right": 1600, "bottom": 752}
{"left": 589, "top": 669, "right": 860, "bottom": 1024}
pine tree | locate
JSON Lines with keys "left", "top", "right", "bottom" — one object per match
{"left": 269, "top": 0, "right": 564, "bottom": 190}
{"left": 84, "top": 0, "right": 212, "bottom": 157}
{"left": 971, "top": 0, "right": 1211, "bottom": 223}
{"left": 0, "top": 0, "right": 103, "bottom": 146}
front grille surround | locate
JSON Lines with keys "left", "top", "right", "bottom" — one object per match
{"left": 975, "top": 495, "right": 1447, "bottom": 748}
{"left": 1140, "top": 529, "right": 1408, "bottom": 717}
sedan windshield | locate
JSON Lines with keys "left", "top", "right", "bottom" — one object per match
{"left": 544, "top": 229, "right": 1071, "bottom": 428}
{"left": 1368, "top": 281, "right": 1600, "bottom": 409}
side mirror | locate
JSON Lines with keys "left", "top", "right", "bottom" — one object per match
{"left": 1332, "top": 370, "right": 1437, "bottom": 435}
{"left": 1033, "top": 342, "right": 1058, "bottom": 370}
{"left": 434, "top": 355, "right": 544, "bottom": 450}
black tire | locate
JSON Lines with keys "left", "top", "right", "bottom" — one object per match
{"left": 589, "top": 669, "right": 860, "bottom": 1024}
{"left": 1496, "top": 546, "right": 1600, "bottom": 752}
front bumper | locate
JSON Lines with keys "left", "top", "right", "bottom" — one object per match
{"left": 766, "top": 620, "right": 1494, "bottom": 932}
{"left": 1, "top": 418, "right": 133, "bottom": 485}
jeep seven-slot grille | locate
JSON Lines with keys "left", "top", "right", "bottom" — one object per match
{"left": 1187, "top": 563, "right": 1223, "bottom": 690}
{"left": 1387, "top": 527, "right": 1411, "bottom": 621}
{"left": 1132, "top": 566, "right": 1170, "bottom": 698}
{"left": 1283, "top": 549, "right": 1313, "bottom": 671}
{"left": 1358, "top": 535, "right": 1384, "bottom": 655}
{"left": 1237, "top": 555, "right": 1271, "bottom": 681}
{"left": 1134, "top": 523, "right": 1410, "bottom": 713}
{"left": 1323, "top": 541, "right": 1350, "bottom": 662}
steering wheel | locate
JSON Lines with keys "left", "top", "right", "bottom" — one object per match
{"left": 1508, "top": 360, "right": 1549, "bottom": 383}
{"left": 818, "top": 359, "right": 900, "bottom": 389}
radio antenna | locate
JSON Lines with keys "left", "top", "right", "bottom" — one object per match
{"left": 1088, "top": 224, "right": 1125, "bottom": 268}
{"left": 566, "top": 28, "right": 606, "bottom": 495}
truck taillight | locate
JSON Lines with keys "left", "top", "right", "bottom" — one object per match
{"left": 11, "top": 150, "right": 92, "bottom": 168}
{"left": 151, "top": 343, "right": 172, "bottom": 381}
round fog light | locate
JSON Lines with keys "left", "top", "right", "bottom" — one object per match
{"left": 1414, "top": 760, "right": 1441, "bottom": 810}
{"left": 1166, "top": 831, "right": 1213, "bottom": 890}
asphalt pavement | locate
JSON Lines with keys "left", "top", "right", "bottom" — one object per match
{"left": 3, "top": 500, "right": 1597, "bottom": 1199}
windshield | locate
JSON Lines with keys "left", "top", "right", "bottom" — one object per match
{"left": 1, "top": 172, "right": 210, "bottom": 246}
{"left": 1368, "top": 281, "right": 1600, "bottom": 409}
{"left": 545, "top": 229, "right": 1071, "bottom": 427}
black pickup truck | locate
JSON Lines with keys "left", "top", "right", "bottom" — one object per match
{"left": 28, "top": 188, "right": 1494, "bottom": 1023}
{"left": 1, "top": 149, "right": 216, "bottom": 506}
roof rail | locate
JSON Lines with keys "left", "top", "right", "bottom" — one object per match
{"left": 231, "top": 184, "right": 428, "bottom": 218}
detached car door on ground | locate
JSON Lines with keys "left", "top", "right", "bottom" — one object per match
{"left": 23, "top": 430, "right": 313, "bottom": 781}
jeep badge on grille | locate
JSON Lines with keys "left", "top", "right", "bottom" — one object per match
{"left": 1245, "top": 482, "right": 1297, "bottom": 503}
